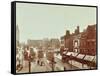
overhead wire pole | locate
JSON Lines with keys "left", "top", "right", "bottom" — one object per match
{"left": 29, "top": 60, "right": 31, "bottom": 73}
{"left": 27, "top": 46, "right": 31, "bottom": 73}
{"left": 52, "top": 57, "right": 54, "bottom": 71}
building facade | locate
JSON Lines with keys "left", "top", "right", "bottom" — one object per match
{"left": 60, "top": 24, "right": 96, "bottom": 58}
{"left": 60, "top": 24, "right": 96, "bottom": 68}
{"left": 27, "top": 39, "right": 43, "bottom": 48}
{"left": 80, "top": 24, "right": 96, "bottom": 55}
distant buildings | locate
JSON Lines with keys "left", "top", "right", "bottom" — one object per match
{"left": 27, "top": 39, "right": 43, "bottom": 48}
{"left": 50, "top": 38, "right": 60, "bottom": 49}
{"left": 42, "top": 38, "right": 50, "bottom": 50}
{"left": 27, "top": 38, "right": 60, "bottom": 50}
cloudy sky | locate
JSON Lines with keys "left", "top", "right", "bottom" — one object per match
{"left": 16, "top": 3, "right": 96, "bottom": 43}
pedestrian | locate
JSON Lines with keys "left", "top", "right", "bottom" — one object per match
{"left": 64, "top": 67, "right": 66, "bottom": 71}
{"left": 18, "top": 47, "right": 24, "bottom": 71}
{"left": 37, "top": 60, "right": 39, "bottom": 65}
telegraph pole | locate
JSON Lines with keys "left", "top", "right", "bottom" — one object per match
{"left": 29, "top": 60, "right": 31, "bottom": 73}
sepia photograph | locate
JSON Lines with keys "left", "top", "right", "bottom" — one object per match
{"left": 14, "top": 1, "right": 97, "bottom": 74}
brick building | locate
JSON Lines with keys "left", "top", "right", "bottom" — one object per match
{"left": 60, "top": 24, "right": 96, "bottom": 68}
{"left": 60, "top": 24, "right": 96, "bottom": 55}
{"left": 80, "top": 24, "right": 96, "bottom": 55}
{"left": 60, "top": 26, "right": 80, "bottom": 53}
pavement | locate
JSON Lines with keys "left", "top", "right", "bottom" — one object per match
{"left": 16, "top": 58, "right": 52, "bottom": 73}
{"left": 17, "top": 54, "right": 80, "bottom": 73}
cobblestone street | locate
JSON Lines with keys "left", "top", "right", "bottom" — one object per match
{"left": 17, "top": 56, "right": 80, "bottom": 73}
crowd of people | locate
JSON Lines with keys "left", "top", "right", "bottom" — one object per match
{"left": 16, "top": 46, "right": 46, "bottom": 72}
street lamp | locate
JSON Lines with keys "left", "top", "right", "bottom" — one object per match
{"left": 52, "top": 58, "right": 54, "bottom": 71}
{"left": 29, "top": 60, "right": 31, "bottom": 73}
{"left": 26, "top": 46, "right": 32, "bottom": 73}
{"left": 70, "top": 54, "right": 72, "bottom": 69}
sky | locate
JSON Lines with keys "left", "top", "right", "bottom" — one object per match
{"left": 16, "top": 3, "right": 96, "bottom": 43}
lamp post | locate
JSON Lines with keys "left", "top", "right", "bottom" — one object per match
{"left": 27, "top": 46, "right": 31, "bottom": 73}
{"left": 28, "top": 50, "right": 33, "bottom": 73}
{"left": 29, "top": 60, "right": 31, "bottom": 73}
{"left": 52, "top": 57, "right": 54, "bottom": 71}
{"left": 70, "top": 54, "right": 72, "bottom": 69}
